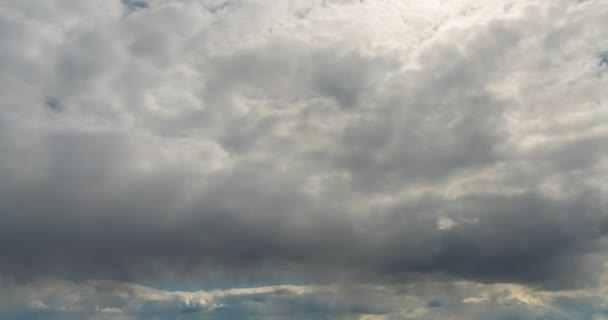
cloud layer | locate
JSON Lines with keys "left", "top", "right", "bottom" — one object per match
{"left": 5, "top": 278, "right": 608, "bottom": 320}
{"left": 1, "top": 0, "right": 608, "bottom": 318}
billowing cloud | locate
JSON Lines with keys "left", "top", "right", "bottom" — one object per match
{"left": 1, "top": 0, "right": 608, "bottom": 318}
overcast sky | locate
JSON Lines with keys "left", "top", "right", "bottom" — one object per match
{"left": 1, "top": 0, "right": 608, "bottom": 319}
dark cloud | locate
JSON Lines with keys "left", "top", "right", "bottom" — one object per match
{"left": 427, "top": 299, "right": 444, "bottom": 308}
{"left": 1, "top": 152, "right": 606, "bottom": 289}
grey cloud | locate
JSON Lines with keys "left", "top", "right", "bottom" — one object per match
{"left": 4, "top": 279, "right": 608, "bottom": 320}
{"left": 1, "top": 2, "right": 608, "bottom": 319}
{"left": 202, "top": 41, "right": 392, "bottom": 106}
{"left": 1, "top": 149, "right": 606, "bottom": 288}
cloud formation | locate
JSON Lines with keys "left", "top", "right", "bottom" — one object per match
{"left": 4, "top": 278, "right": 608, "bottom": 320}
{"left": 1, "top": 0, "right": 608, "bottom": 318}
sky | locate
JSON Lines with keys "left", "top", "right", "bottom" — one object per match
{"left": 0, "top": 0, "right": 608, "bottom": 319}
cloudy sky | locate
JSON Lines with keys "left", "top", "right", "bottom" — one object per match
{"left": 1, "top": 0, "right": 608, "bottom": 319}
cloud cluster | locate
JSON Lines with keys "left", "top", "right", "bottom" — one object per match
{"left": 1, "top": 0, "right": 608, "bottom": 318}
{"left": 4, "top": 278, "right": 608, "bottom": 320}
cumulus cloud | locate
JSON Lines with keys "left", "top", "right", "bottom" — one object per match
{"left": 1, "top": 0, "right": 608, "bottom": 318}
